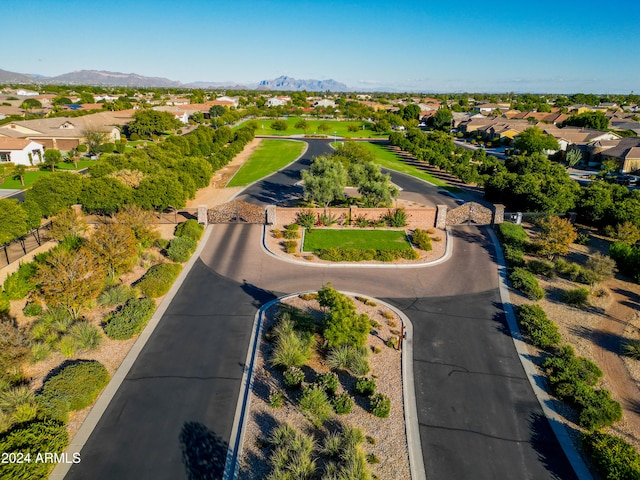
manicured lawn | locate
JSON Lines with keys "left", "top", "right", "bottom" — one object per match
{"left": 226, "top": 139, "right": 305, "bottom": 187}
{"left": 303, "top": 229, "right": 411, "bottom": 252}
{"left": 358, "top": 142, "right": 461, "bottom": 192}
{"left": 56, "top": 160, "right": 96, "bottom": 170}
{"left": 0, "top": 170, "right": 50, "bottom": 189}
{"left": 236, "top": 117, "right": 387, "bottom": 139}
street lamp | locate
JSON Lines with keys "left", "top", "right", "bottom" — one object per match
{"left": 334, "top": 131, "right": 337, "bottom": 144}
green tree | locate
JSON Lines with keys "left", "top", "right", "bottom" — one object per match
{"left": 20, "top": 98, "right": 42, "bottom": 112}
{"left": 536, "top": 215, "right": 578, "bottom": 260}
{"left": 430, "top": 108, "right": 453, "bottom": 131}
{"left": 50, "top": 207, "right": 88, "bottom": 242}
{"left": 318, "top": 284, "right": 370, "bottom": 348}
{"left": 584, "top": 253, "right": 617, "bottom": 287}
{"left": 400, "top": 104, "right": 421, "bottom": 121}
{"left": 25, "top": 172, "right": 83, "bottom": 217}
{"left": 515, "top": 127, "right": 559, "bottom": 154}
{"left": 295, "top": 119, "right": 309, "bottom": 132}
{"left": 86, "top": 221, "right": 138, "bottom": 277}
{"left": 270, "top": 119, "right": 288, "bottom": 131}
{"left": 134, "top": 174, "right": 187, "bottom": 211}
{"left": 126, "top": 110, "right": 182, "bottom": 138}
{"left": 208, "top": 105, "right": 226, "bottom": 118}
{"left": 79, "top": 176, "right": 133, "bottom": 215}
{"left": 563, "top": 111, "right": 609, "bottom": 130}
{"left": 12, "top": 165, "right": 27, "bottom": 186}
{"left": 302, "top": 156, "right": 347, "bottom": 209}
{"left": 0, "top": 199, "right": 28, "bottom": 244}
{"left": 43, "top": 149, "right": 62, "bottom": 172}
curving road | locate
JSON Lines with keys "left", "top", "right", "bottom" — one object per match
{"left": 66, "top": 139, "right": 577, "bottom": 480}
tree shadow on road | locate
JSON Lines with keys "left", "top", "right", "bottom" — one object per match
{"left": 179, "top": 421, "right": 228, "bottom": 480}
{"left": 241, "top": 279, "right": 277, "bottom": 309}
{"left": 528, "top": 412, "right": 579, "bottom": 480}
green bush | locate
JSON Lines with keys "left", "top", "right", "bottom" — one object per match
{"left": 268, "top": 389, "right": 285, "bottom": 408}
{"left": 38, "top": 360, "right": 110, "bottom": 422}
{"left": 526, "top": 259, "right": 555, "bottom": 278}
{"left": 282, "top": 240, "right": 298, "bottom": 254}
{"left": 3, "top": 262, "right": 37, "bottom": 300}
{"left": 516, "top": 304, "right": 561, "bottom": 350}
{"left": 136, "top": 263, "right": 182, "bottom": 298}
{"left": 69, "top": 321, "right": 102, "bottom": 350}
{"left": 23, "top": 302, "right": 43, "bottom": 317}
{"left": 0, "top": 419, "right": 68, "bottom": 480}
{"left": 509, "top": 267, "right": 544, "bottom": 300}
{"left": 355, "top": 377, "right": 377, "bottom": 396}
{"left": 270, "top": 318, "right": 314, "bottom": 369}
{"left": 332, "top": 392, "right": 354, "bottom": 414}
{"left": 503, "top": 244, "right": 525, "bottom": 267}
{"left": 561, "top": 287, "right": 590, "bottom": 307}
{"left": 623, "top": 340, "right": 640, "bottom": 360}
{"left": 316, "top": 248, "right": 418, "bottom": 262}
{"left": 166, "top": 236, "right": 197, "bottom": 262}
{"left": 369, "top": 393, "right": 391, "bottom": 418}
{"left": 578, "top": 388, "right": 622, "bottom": 430}
{"left": 268, "top": 424, "right": 317, "bottom": 478}
{"left": 285, "top": 223, "right": 299, "bottom": 231}
{"left": 315, "top": 372, "right": 339, "bottom": 395}
{"left": 174, "top": 219, "right": 204, "bottom": 241}
{"left": 283, "top": 229, "right": 300, "bottom": 239}
{"left": 299, "top": 385, "right": 332, "bottom": 427}
{"left": 383, "top": 208, "right": 407, "bottom": 227}
{"left": 0, "top": 293, "right": 9, "bottom": 314}
{"left": 296, "top": 210, "right": 316, "bottom": 230}
{"left": 554, "top": 258, "right": 582, "bottom": 280}
{"left": 103, "top": 297, "right": 155, "bottom": 340}
{"left": 583, "top": 431, "right": 640, "bottom": 480}
{"left": 412, "top": 229, "right": 432, "bottom": 251}
{"left": 327, "top": 345, "right": 370, "bottom": 376}
{"left": 98, "top": 284, "right": 135, "bottom": 306}
{"left": 283, "top": 366, "right": 305, "bottom": 389}
{"left": 498, "top": 222, "right": 529, "bottom": 248}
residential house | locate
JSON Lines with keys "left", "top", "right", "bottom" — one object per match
{"left": 0, "top": 138, "right": 45, "bottom": 166}
{"left": 16, "top": 89, "right": 39, "bottom": 96}
{"left": 265, "top": 96, "right": 291, "bottom": 107}
{"left": 152, "top": 106, "right": 190, "bottom": 124}
{"left": 540, "top": 125, "right": 620, "bottom": 152}
{"left": 215, "top": 96, "right": 240, "bottom": 108}
{"left": 594, "top": 137, "right": 640, "bottom": 172}
{"left": 313, "top": 99, "right": 336, "bottom": 108}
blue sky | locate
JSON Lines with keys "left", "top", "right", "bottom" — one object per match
{"left": 3, "top": 0, "right": 639, "bottom": 93}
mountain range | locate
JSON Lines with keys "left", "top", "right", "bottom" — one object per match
{"left": 0, "top": 69, "right": 350, "bottom": 91}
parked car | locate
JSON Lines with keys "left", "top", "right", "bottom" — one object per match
{"left": 615, "top": 175, "right": 638, "bottom": 186}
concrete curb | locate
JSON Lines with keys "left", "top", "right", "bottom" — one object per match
{"left": 223, "top": 291, "right": 426, "bottom": 480}
{"left": 49, "top": 225, "right": 216, "bottom": 480}
{"left": 486, "top": 227, "right": 594, "bottom": 480}
{"left": 260, "top": 225, "right": 453, "bottom": 269}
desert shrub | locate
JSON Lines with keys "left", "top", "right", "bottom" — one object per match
{"left": 97, "top": 284, "right": 135, "bottom": 306}
{"left": 174, "top": 219, "right": 204, "bottom": 241}
{"left": 0, "top": 293, "right": 8, "bottom": 314}
{"left": 271, "top": 318, "right": 314, "bottom": 369}
{"left": 2, "top": 262, "right": 37, "bottom": 300}
{"left": 543, "top": 346, "right": 602, "bottom": 400}
{"left": 0, "top": 385, "right": 38, "bottom": 427}
{"left": 268, "top": 424, "right": 317, "bottom": 479}
{"left": 578, "top": 388, "right": 622, "bottom": 430}
{"left": 498, "top": 222, "right": 529, "bottom": 248}
{"left": 23, "top": 302, "right": 43, "bottom": 317}
{"left": 296, "top": 210, "right": 316, "bottom": 230}
{"left": 355, "top": 296, "right": 376, "bottom": 307}
{"left": 383, "top": 208, "right": 407, "bottom": 227}
{"left": 327, "top": 345, "right": 370, "bottom": 375}
{"left": 318, "top": 212, "right": 339, "bottom": 226}
{"left": 268, "top": 389, "right": 285, "bottom": 408}
{"left": 166, "top": 236, "right": 197, "bottom": 262}
{"left": 57, "top": 335, "right": 76, "bottom": 357}
{"left": 283, "top": 366, "right": 305, "bottom": 389}
{"left": 69, "top": 321, "right": 102, "bottom": 351}
{"left": 285, "top": 223, "right": 299, "bottom": 231}
{"left": 30, "top": 342, "right": 50, "bottom": 363}
{"left": 526, "top": 259, "right": 555, "bottom": 278}
{"left": 355, "top": 377, "right": 376, "bottom": 396}
{"left": 554, "top": 258, "right": 582, "bottom": 280}
{"left": 503, "top": 244, "right": 525, "bottom": 267}
{"left": 283, "top": 229, "right": 300, "bottom": 239}
{"left": 0, "top": 419, "right": 68, "bottom": 480}
{"left": 315, "top": 372, "right": 339, "bottom": 395}
{"left": 332, "top": 392, "right": 354, "bottom": 414}
{"left": 298, "top": 293, "right": 318, "bottom": 301}
{"left": 37, "top": 360, "right": 110, "bottom": 422}
{"left": 369, "top": 393, "right": 391, "bottom": 418}
{"left": 412, "top": 229, "right": 432, "bottom": 251}
{"left": 561, "top": 287, "right": 590, "bottom": 307}
{"left": 103, "top": 297, "right": 155, "bottom": 340}
{"left": 516, "top": 304, "right": 561, "bottom": 350}
{"left": 271, "top": 229, "right": 283, "bottom": 239}
{"left": 583, "top": 431, "right": 640, "bottom": 480}
{"left": 282, "top": 240, "right": 298, "bottom": 254}
{"left": 509, "top": 267, "right": 544, "bottom": 300}
{"left": 299, "top": 385, "right": 333, "bottom": 427}
{"left": 0, "top": 316, "right": 30, "bottom": 374}
{"left": 136, "top": 263, "right": 182, "bottom": 298}
{"left": 623, "top": 340, "right": 640, "bottom": 360}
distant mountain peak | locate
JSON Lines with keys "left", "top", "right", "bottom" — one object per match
{"left": 258, "top": 75, "right": 348, "bottom": 92}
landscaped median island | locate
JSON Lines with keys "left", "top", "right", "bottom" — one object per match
{"left": 265, "top": 206, "right": 446, "bottom": 264}
{"left": 238, "top": 285, "right": 410, "bottom": 479}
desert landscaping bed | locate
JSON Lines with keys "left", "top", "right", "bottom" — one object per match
{"left": 238, "top": 293, "right": 410, "bottom": 479}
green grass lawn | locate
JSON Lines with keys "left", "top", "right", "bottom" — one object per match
{"left": 357, "top": 142, "right": 461, "bottom": 192}
{"left": 56, "top": 160, "right": 96, "bottom": 171}
{"left": 226, "top": 139, "right": 306, "bottom": 187}
{"left": 0, "top": 170, "right": 50, "bottom": 189}
{"left": 303, "top": 229, "right": 411, "bottom": 252}
{"left": 236, "top": 117, "right": 387, "bottom": 139}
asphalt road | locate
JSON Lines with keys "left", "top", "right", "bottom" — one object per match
{"left": 66, "top": 139, "right": 577, "bottom": 480}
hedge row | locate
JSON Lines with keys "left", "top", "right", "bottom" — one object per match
{"left": 508, "top": 267, "right": 544, "bottom": 300}
{"left": 316, "top": 248, "right": 419, "bottom": 262}
{"left": 516, "top": 304, "right": 561, "bottom": 350}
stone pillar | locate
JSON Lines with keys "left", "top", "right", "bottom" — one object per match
{"left": 436, "top": 204, "right": 448, "bottom": 229}
{"left": 492, "top": 204, "right": 505, "bottom": 226}
{"left": 266, "top": 205, "right": 277, "bottom": 225}
{"left": 197, "top": 205, "right": 208, "bottom": 226}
